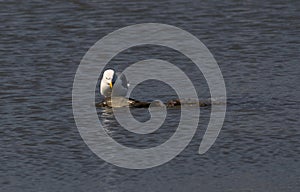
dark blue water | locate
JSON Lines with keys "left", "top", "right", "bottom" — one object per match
{"left": 1, "top": 1, "right": 299, "bottom": 191}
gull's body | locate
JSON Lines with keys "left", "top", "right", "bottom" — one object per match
{"left": 100, "top": 69, "right": 128, "bottom": 98}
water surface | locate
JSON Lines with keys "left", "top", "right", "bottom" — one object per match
{"left": 1, "top": 0, "right": 299, "bottom": 191}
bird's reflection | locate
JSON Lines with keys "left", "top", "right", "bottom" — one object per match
{"left": 97, "top": 107, "right": 118, "bottom": 134}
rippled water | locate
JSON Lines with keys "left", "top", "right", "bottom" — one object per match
{"left": 1, "top": 0, "right": 299, "bottom": 191}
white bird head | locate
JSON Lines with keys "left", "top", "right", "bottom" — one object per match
{"left": 100, "top": 69, "right": 128, "bottom": 98}
{"left": 100, "top": 69, "right": 115, "bottom": 97}
{"left": 102, "top": 69, "right": 114, "bottom": 88}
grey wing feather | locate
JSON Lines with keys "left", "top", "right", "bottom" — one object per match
{"left": 117, "top": 73, "right": 128, "bottom": 89}
{"left": 111, "top": 72, "right": 128, "bottom": 97}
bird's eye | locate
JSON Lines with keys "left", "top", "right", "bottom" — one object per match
{"left": 106, "top": 77, "right": 110, "bottom": 80}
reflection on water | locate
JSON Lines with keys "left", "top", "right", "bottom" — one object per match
{"left": 98, "top": 105, "right": 183, "bottom": 149}
{"left": 1, "top": 0, "right": 299, "bottom": 191}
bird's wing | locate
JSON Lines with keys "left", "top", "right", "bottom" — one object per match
{"left": 118, "top": 73, "right": 129, "bottom": 89}
{"left": 111, "top": 73, "right": 128, "bottom": 97}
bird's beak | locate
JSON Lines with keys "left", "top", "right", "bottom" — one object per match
{"left": 109, "top": 82, "right": 113, "bottom": 88}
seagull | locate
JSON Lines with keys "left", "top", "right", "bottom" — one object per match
{"left": 100, "top": 69, "right": 129, "bottom": 98}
